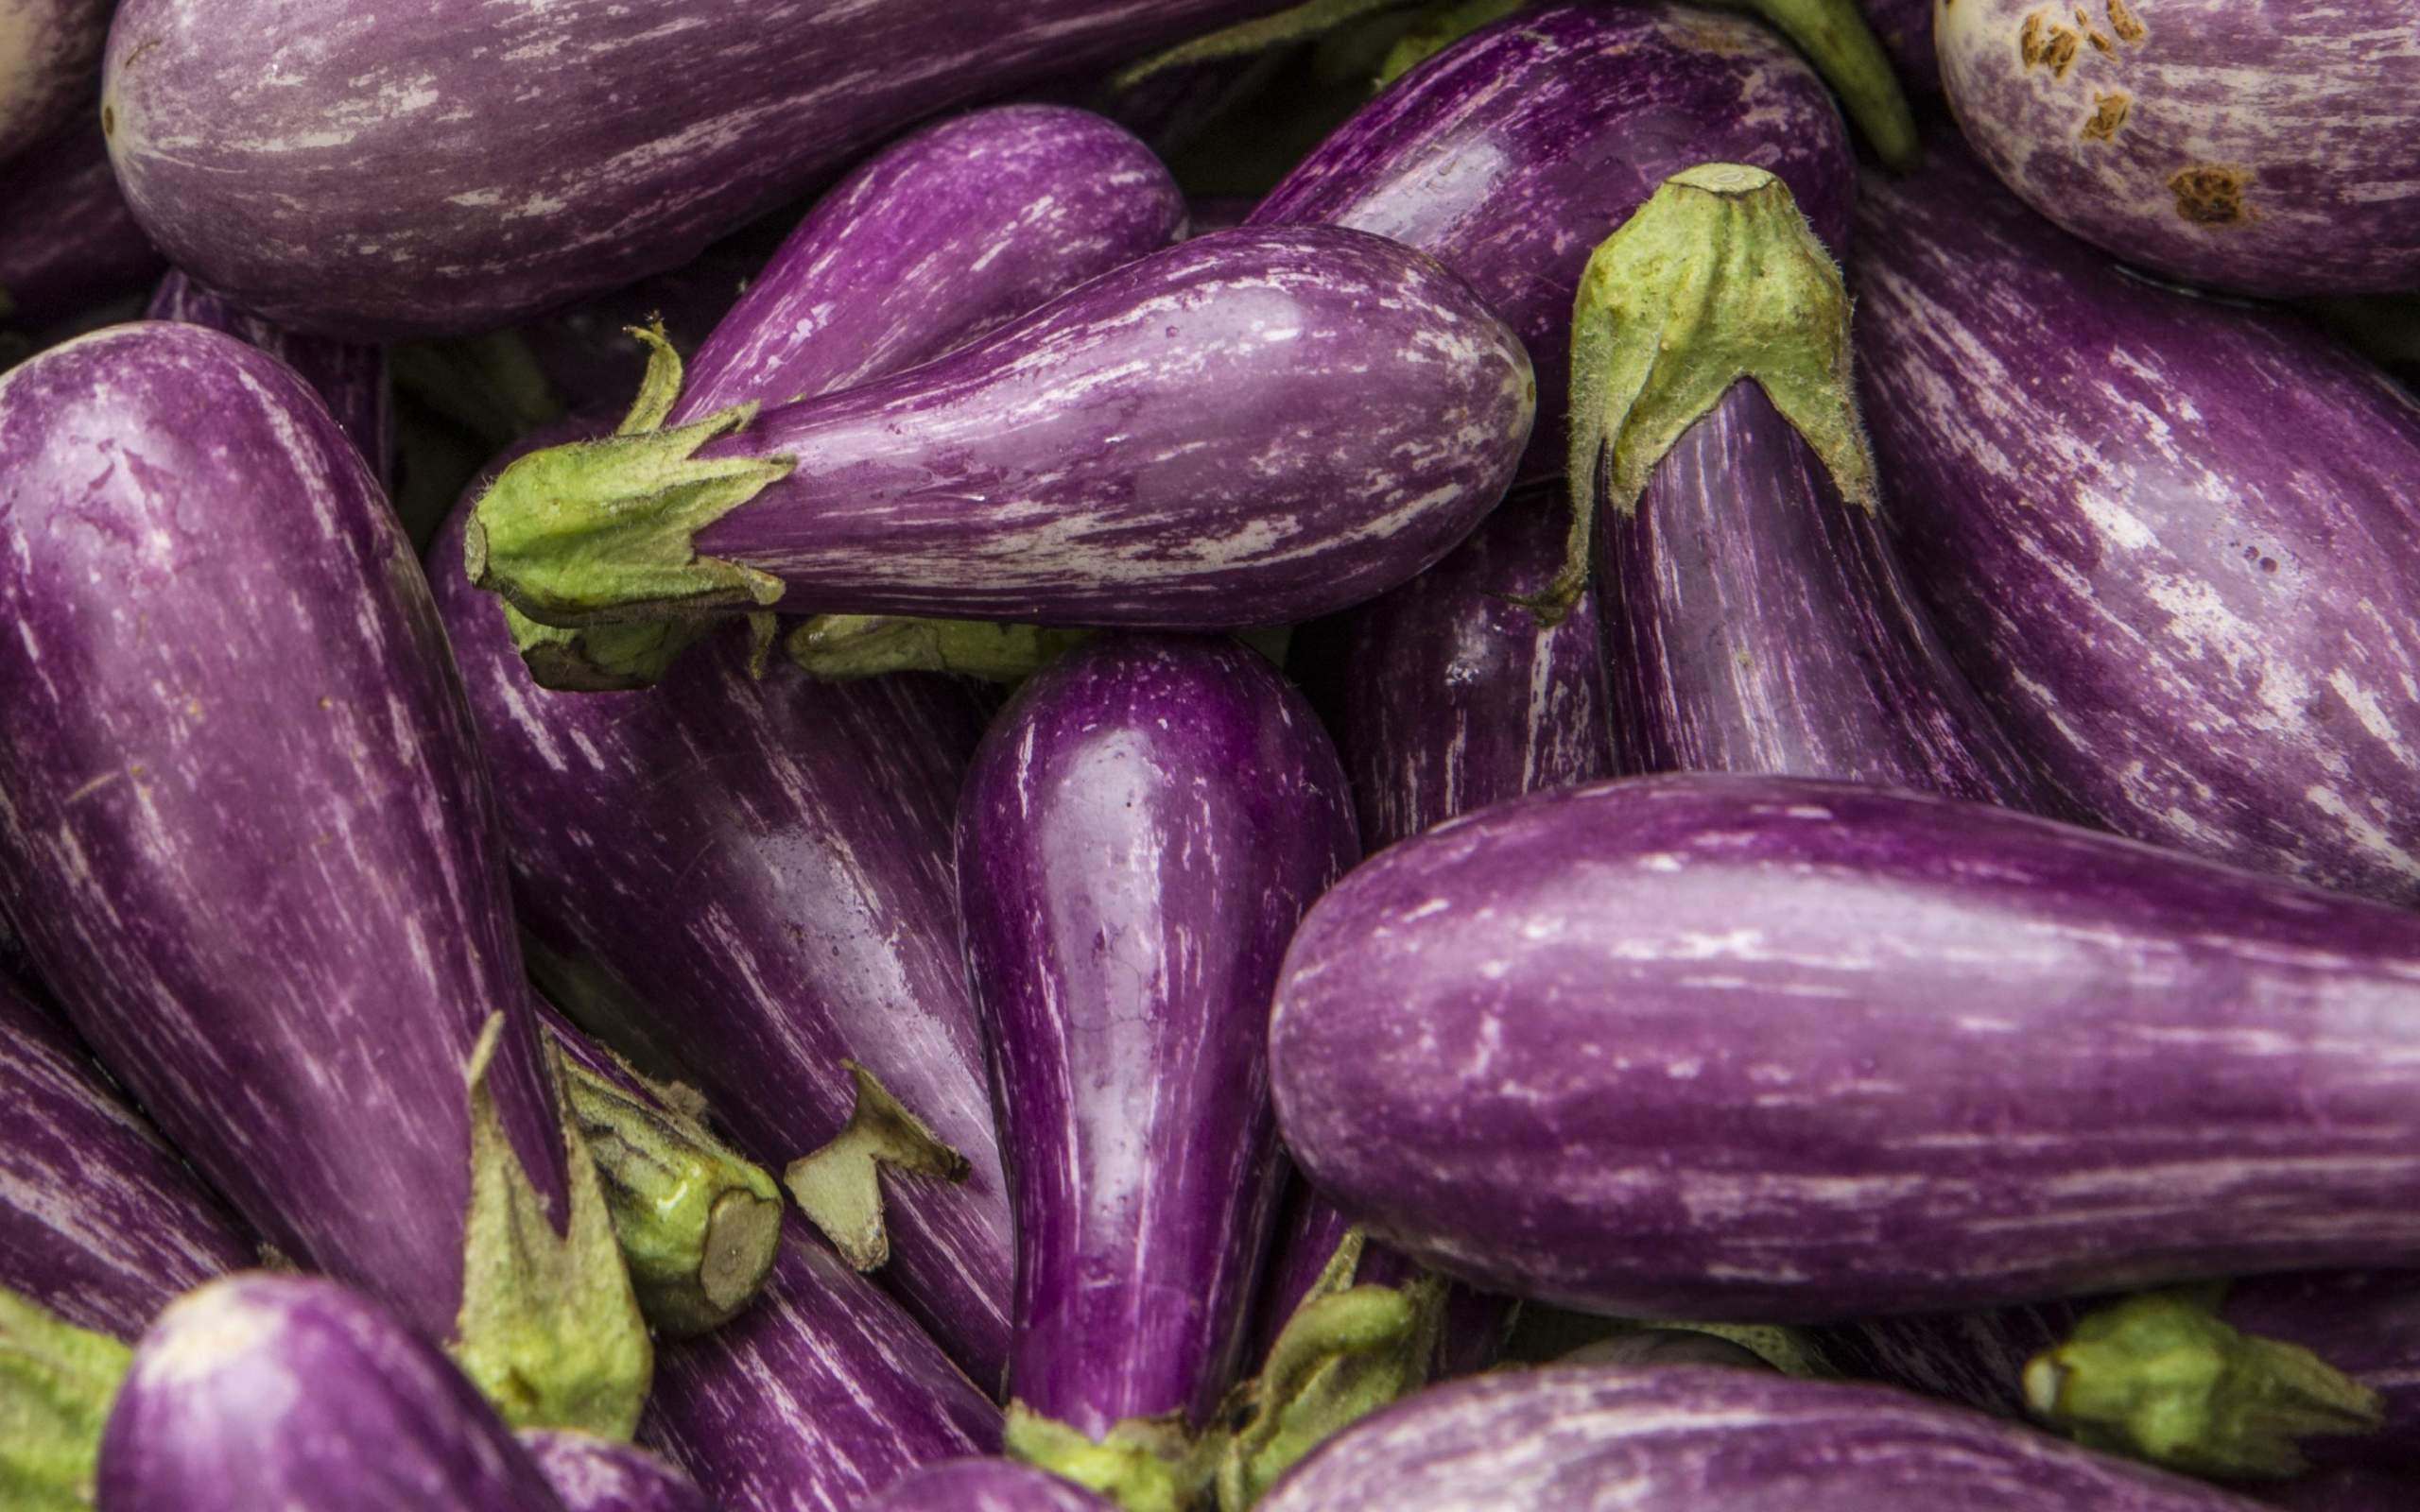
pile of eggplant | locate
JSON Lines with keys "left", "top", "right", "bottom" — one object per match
{"left": 2, "top": 0, "right": 2416, "bottom": 1507}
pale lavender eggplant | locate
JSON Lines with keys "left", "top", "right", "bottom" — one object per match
{"left": 640, "top": 1217, "right": 1001, "bottom": 1512}
{"left": 1256, "top": 1366, "right": 2271, "bottom": 1511}
{"left": 146, "top": 268, "right": 391, "bottom": 488}
{"left": 1860, "top": 0, "right": 1940, "bottom": 95}
{"left": 95, "top": 1274, "right": 568, "bottom": 1512}
{"left": 97, "top": 0, "right": 1289, "bottom": 337}
{"left": 0, "top": 116, "right": 161, "bottom": 329}
{"left": 863, "top": 1458, "right": 1115, "bottom": 1512}
{"left": 1855, "top": 148, "right": 2420, "bottom": 905}
{"left": 1250, "top": 1, "right": 1854, "bottom": 481}
{"left": 0, "top": 975, "right": 253, "bottom": 1342}
{"left": 957, "top": 636, "right": 1357, "bottom": 1438}
{"left": 1939, "top": 0, "right": 2420, "bottom": 297}
{"left": 1270, "top": 772, "right": 2420, "bottom": 1323}
{"left": 0, "top": 0, "right": 108, "bottom": 163}
{"left": 522, "top": 1431, "right": 715, "bottom": 1512}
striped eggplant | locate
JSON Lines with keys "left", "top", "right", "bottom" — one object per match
{"left": 96, "top": 0, "right": 1289, "bottom": 337}
{"left": 958, "top": 636, "right": 1357, "bottom": 1503}
{"left": 1939, "top": 0, "right": 2420, "bottom": 297}
{"left": 1559, "top": 1328, "right": 1776, "bottom": 1371}
{"left": 1270, "top": 771, "right": 2420, "bottom": 1323}
{"left": 0, "top": 324, "right": 648, "bottom": 1435}
{"left": 465, "top": 227, "right": 1533, "bottom": 643}
{"left": 640, "top": 1216, "right": 1001, "bottom": 1512}
{"left": 146, "top": 269, "right": 392, "bottom": 488}
{"left": 0, "top": 0, "right": 107, "bottom": 163}
{"left": 1860, "top": 0, "right": 1940, "bottom": 95}
{"left": 1256, "top": 1365, "right": 2271, "bottom": 1511}
{"left": 96, "top": 1274, "right": 569, "bottom": 1512}
{"left": 865, "top": 1459, "right": 1116, "bottom": 1512}
{"left": 0, "top": 117, "right": 162, "bottom": 331}
{"left": 1855, "top": 147, "right": 2420, "bottom": 906}
{"left": 521, "top": 1431, "right": 714, "bottom": 1512}
{"left": 1250, "top": 0, "right": 1855, "bottom": 483}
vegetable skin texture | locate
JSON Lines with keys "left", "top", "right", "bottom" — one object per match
{"left": 0, "top": 0, "right": 108, "bottom": 163}
{"left": 1270, "top": 771, "right": 2420, "bottom": 1323}
{"left": 0, "top": 323, "right": 648, "bottom": 1434}
{"left": 96, "top": 0, "right": 1288, "bottom": 337}
{"left": 1853, "top": 147, "right": 2420, "bottom": 906}
{"left": 1255, "top": 1364, "right": 2273, "bottom": 1510}
{"left": 865, "top": 1458, "right": 1117, "bottom": 1512}
{"left": 95, "top": 1274, "right": 570, "bottom": 1512}
{"left": 1939, "top": 0, "right": 2420, "bottom": 297}
{"left": 1858, "top": 0, "right": 1938, "bottom": 95}
{"left": 521, "top": 1430, "right": 715, "bottom": 1512}
{"left": 0, "top": 117, "right": 163, "bottom": 330}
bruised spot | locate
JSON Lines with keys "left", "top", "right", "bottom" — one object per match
{"left": 2170, "top": 166, "right": 2250, "bottom": 225}
{"left": 2020, "top": 13, "right": 2082, "bottom": 76}
{"left": 2081, "top": 92, "right": 2132, "bottom": 141}
{"left": 2105, "top": 0, "right": 2145, "bottom": 43}
{"left": 101, "top": 103, "right": 114, "bottom": 137}
{"left": 2077, "top": 9, "right": 2116, "bottom": 53}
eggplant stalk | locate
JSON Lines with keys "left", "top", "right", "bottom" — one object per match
{"left": 0, "top": 1289, "right": 130, "bottom": 1512}
{"left": 782, "top": 1061, "right": 970, "bottom": 1273}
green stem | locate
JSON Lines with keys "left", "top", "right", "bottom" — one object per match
{"left": 1005, "top": 1403, "right": 1213, "bottom": 1512}
{"left": 0, "top": 1288, "right": 130, "bottom": 1512}
{"left": 389, "top": 331, "right": 566, "bottom": 451}
{"left": 1716, "top": 0, "right": 1918, "bottom": 169}
{"left": 786, "top": 616, "right": 1095, "bottom": 682}
{"left": 1114, "top": 0, "right": 1422, "bottom": 90}
{"left": 1373, "top": 0, "right": 1521, "bottom": 83}
{"left": 783, "top": 1062, "right": 970, "bottom": 1272}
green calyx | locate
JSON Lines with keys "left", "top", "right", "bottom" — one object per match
{"left": 505, "top": 604, "right": 719, "bottom": 692}
{"left": 783, "top": 1061, "right": 970, "bottom": 1272}
{"left": 786, "top": 616, "right": 1093, "bottom": 683}
{"left": 1712, "top": 0, "right": 1917, "bottom": 169}
{"left": 1374, "top": 0, "right": 1521, "bottom": 83}
{"left": 2024, "top": 1286, "right": 2385, "bottom": 1480}
{"left": 1114, "top": 0, "right": 1420, "bottom": 90}
{"left": 450, "top": 1016, "right": 653, "bottom": 1439}
{"left": 559, "top": 1057, "right": 784, "bottom": 1338}
{"left": 464, "top": 324, "right": 790, "bottom": 634}
{"left": 0, "top": 1288, "right": 130, "bottom": 1512}
{"left": 1533, "top": 161, "right": 1876, "bottom": 624}
{"left": 1005, "top": 1403, "right": 1215, "bottom": 1512}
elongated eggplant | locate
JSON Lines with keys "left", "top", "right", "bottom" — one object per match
{"left": 1854, "top": 147, "right": 2420, "bottom": 905}
{"left": 865, "top": 1459, "right": 1115, "bottom": 1512}
{"left": 96, "top": 1274, "right": 569, "bottom": 1512}
{"left": 521, "top": 1430, "right": 714, "bottom": 1512}
{"left": 466, "top": 227, "right": 1533, "bottom": 640}
{"left": 958, "top": 635, "right": 1356, "bottom": 1504}
{"left": 641, "top": 1216, "right": 1001, "bottom": 1512}
{"left": 0, "top": 0, "right": 108, "bottom": 162}
{"left": 1939, "top": 0, "right": 2420, "bottom": 297}
{"left": 98, "top": 0, "right": 1288, "bottom": 336}
{"left": 0, "top": 117, "right": 163, "bottom": 331}
{"left": 1256, "top": 1365, "right": 2271, "bottom": 1510}
{"left": 1271, "top": 771, "right": 2420, "bottom": 1323}
{"left": 0, "top": 324, "right": 648, "bottom": 1434}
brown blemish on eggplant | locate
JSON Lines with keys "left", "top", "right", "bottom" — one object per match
{"left": 100, "top": 103, "right": 113, "bottom": 137}
{"left": 2020, "top": 13, "right": 2082, "bottom": 77}
{"left": 2105, "top": 0, "right": 2146, "bottom": 43}
{"left": 2170, "top": 166, "right": 2250, "bottom": 226}
{"left": 2081, "top": 93, "right": 2132, "bottom": 140}
{"left": 2077, "top": 9, "right": 2116, "bottom": 53}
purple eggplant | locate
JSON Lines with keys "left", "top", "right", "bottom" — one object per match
{"left": 1853, "top": 146, "right": 2420, "bottom": 905}
{"left": 1270, "top": 771, "right": 2420, "bottom": 1323}
{"left": 522, "top": 1430, "right": 714, "bottom": 1512}
{"left": 640, "top": 1216, "right": 1002, "bottom": 1512}
{"left": 1860, "top": 0, "right": 1940, "bottom": 95}
{"left": 1559, "top": 1328, "right": 1777, "bottom": 1371}
{"left": 957, "top": 635, "right": 1356, "bottom": 1503}
{"left": 465, "top": 226, "right": 1533, "bottom": 643}
{"left": 0, "top": 323, "right": 648, "bottom": 1433}
{"left": 1256, "top": 1365, "right": 2271, "bottom": 1511}
{"left": 1250, "top": 0, "right": 1855, "bottom": 482}
{"left": 0, "top": 116, "right": 162, "bottom": 331}
{"left": 95, "top": 1273, "right": 569, "bottom": 1512}
{"left": 864, "top": 1459, "right": 1115, "bottom": 1512}
{"left": 97, "top": 0, "right": 1288, "bottom": 337}
{"left": 1939, "top": 0, "right": 2420, "bottom": 298}
{"left": 0, "top": 0, "right": 109, "bottom": 163}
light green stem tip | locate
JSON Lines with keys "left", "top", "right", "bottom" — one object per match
{"left": 0, "top": 1288, "right": 131, "bottom": 1512}
{"left": 786, "top": 616, "right": 1094, "bottom": 682}
{"left": 1534, "top": 161, "right": 1876, "bottom": 625}
{"left": 1114, "top": 0, "right": 1417, "bottom": 90}
{"left": 2025, "top": 1288, "right": 2385, "bottom": 1480}
{"left": 1005, "top": 1403, "right": 1211, "bottom": 1512}
{"left": 783, "top": 1061, "right": 970, "bottom": 1272}
{"left": 1374, "top": 0, "right": 1521, "bottom": 84}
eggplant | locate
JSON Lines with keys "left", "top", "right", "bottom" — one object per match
{"left": 1255, "top": 1365, "right": 2272, "bottom": 1510}
{"left": 97, "top": 0, "right": 1288, "bottom": 337}
{"left": 865, "top": 1459, "right": 1116, "bottom": 1512}
{"left": 0, "top": 117, "right": 163, "bottom": 332}
{"left": 957, "top": 635, "right": 1357, "bottom": 1504}
{"left": 1938, "top": 0, "right": 2420, "bottom": 298}
{"left": 1557, "top": 1328, "right": 1776, "bottom": 1372}
{"left": 1854, "top": 146, "right": 2420, "bottom": 906}
{"left": 0, "top": 324, "right": 648, "bottom": 1434}
{"left": 0, "top": 0, "right": 108, "bottom": 163}
{"left": 521, "top": 1430, "right": 714, "bottom": 1512}
{"left": 640, "top": 1216, "right": 1002, "bottom": 1512}
{"left": 95, "top": 1274, "right": 569, "bottom": 1512}
{"left": 465, "top": 226, "right": 1533, "bottom": 643}
{"left": 1270, "top": 771, "right": 2420, "bottom": 1324}
{"left": 1859, "top": 0, "right": 1940, "bottom": 96}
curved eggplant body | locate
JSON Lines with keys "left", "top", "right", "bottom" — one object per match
{"left": 146, "top": 269, "right": 392, "bottom": 488}
{"left": 521, "top": 1431, "right": 714, "bottom": 1512}
{"left": 1854, "top": 149, "right": 2420, "bottom": 905}
{"left": 1251, "top": 1, "right": 1853, "bottom": 480}
{"left": 1939, "top": 0, "right": 2420, "bottom": 297}
{"left": 1271, "top": 772, "right": 2420, "bottom": 1322}
{"left": 95, "top": 1275, "right": 568, "bottom": 1512}
{"left": 98, "top": 0, "right": 1283, "bottom": 336}
{"left": 0, "top": 0, "right": 108, "bottom": 163}
{"left": 864, "top": 1458, "right": 1116, "bottom": 1512}
{"left": 0, "top": 118, "right": 163, "bottom": 330}
{"left": 1859, "top": 0, "right": 1941, "bottom": 95}
{"left": 957, "top": 636, "right": 1357, "bottom": 1436}
{"left": 1257, "top": 1366, "right": 2270, "bottom": 1510}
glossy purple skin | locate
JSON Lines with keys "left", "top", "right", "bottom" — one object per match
{"left": 641, "top": 1218, "right": 1000, "bottom": 1512}
{"left": 1250, "top": 1, "right": 1854, "bottom": 481}
{"left": 863, "top": 1458, "right": 1115, "bottom": 1512}
{"left": 1856, "top": 148, "right": 2420, "bottom": 906}
{"left": 0, "top": 324, "right": 570, "bottom": 1349}
{"left": 1599, "top": 382, "right": 2056, "bottom": 810}
{"left": 0, "top": 975, "right": 254, "bottom": 1340}
{"left": 97, "top": 0, "right": 1288, "bottom": 337}
{"left": 957, "top": 636, "right": 1357, "bottom": 1436}
{"left": 146, "top": 268, "right": 392, "bottom": 488}
{"left": 1270, "top": 772, "right": 2420, "bottom": 1323}
{"left": 0, "top": 116, "right": 163, "bottom": 330}
{"left": 1860, "top": 0, "right": 1940, "bottom": 95}
{"left": 674, "top": 226, "right": 1532, "bottom": 628}
{"left": 1941, "top": 0, "right": 2420, "bottom": 297}
{"left": 1257, "top": 1365, "right": 2271, "bottom": 1511}
{"left": 521, "top": 1431, "right": 715, "bottom": 1512}
{"left": 96, "top": 1274, "right": 568, "bottom": 1512}
{"left": 0, "top": 0, "right": 109, "bottom": 162}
